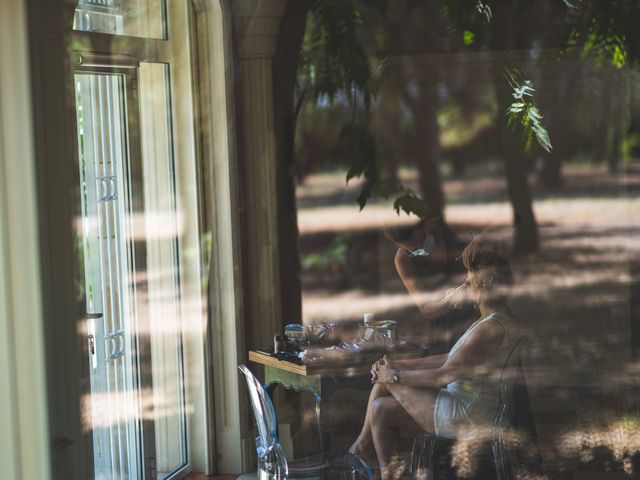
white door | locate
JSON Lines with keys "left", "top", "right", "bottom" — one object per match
{"left": 74, "top": 64, "right": 189, "bottom": 480}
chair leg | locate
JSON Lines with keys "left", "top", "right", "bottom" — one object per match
{"left": 492, "top": 438, "right": 511, "bottom": 480}
{"left": 410, "top": 436, "right": 426, "bottom": 477}
{"left": 426, "top": 437, "right": 436, "bottom": 480}
{"left": 409, "top": 436, "right": 437, "bottom": 480}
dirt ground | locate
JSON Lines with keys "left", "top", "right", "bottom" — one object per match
{"left": 290, "top": 163, "right": 640, "bottom": 474}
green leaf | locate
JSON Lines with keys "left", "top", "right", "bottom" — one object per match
{"left": 463, "top": 30, "right": 475, "bottom": 46}
{"left": 504, "top": 71, "right": 552, "bottom": 155}
{"left": 393, "top": 191, "right": 431, "bottom": 218}
{"left": 475, "top": 2, "right": 492, "bottom": 23}
{"left": 357, "top": 181, "right": 373, "bottom": 211}
{"left": 612, "top": 44, "right": 626, "bottom": 69}
{"left": 346, "top": 164, "right": 365, "bottom": 183}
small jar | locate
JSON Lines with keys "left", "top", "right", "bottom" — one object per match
{"left": 274, "top": 334, "right": 289, "bottom": 353}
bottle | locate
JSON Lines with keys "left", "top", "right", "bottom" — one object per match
{"left": 362, "top": 313, "right": 375, "bottom": 342}
{"left": 274, "top": 334, "right": 289, "bottom": 353}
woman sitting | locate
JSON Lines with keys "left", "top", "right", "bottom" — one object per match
{"left": 349, "top": 248, "right": 519, "bottom": 479}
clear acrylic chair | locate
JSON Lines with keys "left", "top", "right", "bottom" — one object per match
{"left": 238, "top": 365, "right": 373, "bottom": 479}
{"left": 491, "top": 337, "right": 529, "bottom": 480}
{"left": 409, "top": 337, "right": 529, "bottom": 480}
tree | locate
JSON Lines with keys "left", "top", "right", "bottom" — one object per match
{"left": 273, "top": 0, "right": 315, "bottom": 325}
{"left": 271, "top": 0, "right": 640, "bottom": 319}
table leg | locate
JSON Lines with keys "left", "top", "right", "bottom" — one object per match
{"left": 313, "top": 393, "right": 328, "bottom": 454}
{"left": 264, "top": 367, "right": 326, "bottom": 452}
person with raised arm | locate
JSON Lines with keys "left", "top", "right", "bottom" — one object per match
{"left": 350, "top": 246, "right": 519, "bottom": 480}
{"left": 384, "top": 215, "right": 476, "bottom": 351}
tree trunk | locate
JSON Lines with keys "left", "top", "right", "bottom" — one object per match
{"left": 411, "top": 80, "right": 445, "bottom": 218}
{"left": 609, "top": 120, "right": 623, "bottom": 173}
{"left": 538, "top": 67, "right": 570, "bottom": 189}
{"left": 272, "top": 0, "right": 314, "bottom": 326}
{"left": 539, "top": 114, "right": 566, "bottom": 189}
{"left": 608, "top": 69, "right": 627, "bottom": 173}
{"left": 373, "top": 86, "right": 402, "bottom": 188}
{"left": 503, "top": 131, "right": 539, "bottom": 256}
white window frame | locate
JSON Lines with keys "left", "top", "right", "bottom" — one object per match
{"left": 0, "top": 0, "right": 51, "bottom": 478}
{"left": 68, "top": 3, "right": 210, "bottom": 477}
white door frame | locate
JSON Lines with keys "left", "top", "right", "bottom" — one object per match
{"left": 0, "top": 0, "right": 52, "bottom": 479}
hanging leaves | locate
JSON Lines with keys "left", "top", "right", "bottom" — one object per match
{"left": 340, "top": 124, "right": 389, "bottom": 210}
{"left": 442, "top": 0, "right": 492, "bottom": 46}
{"left": 299, "top": 0, "right": 386, "bottom": 107}
{"left": 475, "top": 1, "right": 492, "bottom": 23}
{"left": 393, "top": 189, "right": 431, "bottom": 218}
{"left": 505, "top": 70, "right": 552, "bottom": 154}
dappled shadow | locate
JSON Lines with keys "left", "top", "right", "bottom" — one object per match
{"left": 295, "top": 164, "right": 640, "bottom": 473}
{"left": 297, "top": 165, "right": 640, "bottom": 211}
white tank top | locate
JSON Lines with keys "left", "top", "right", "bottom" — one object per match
{"left": 445, "top": 312, "right": 520, "bottom": 411}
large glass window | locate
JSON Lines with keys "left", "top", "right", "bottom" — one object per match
{"left": 269, "top": 2, "right": 640, "bottom": 476}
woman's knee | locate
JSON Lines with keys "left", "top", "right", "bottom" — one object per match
{"left": 370, "top": 396, "right": 399, "bottom": 425}
{"left": 371, "top": 382, "right": 389, "bottom": 397}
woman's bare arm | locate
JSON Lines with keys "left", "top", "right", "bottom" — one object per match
{"left": 394, "top": 249, "right": 455, "bottom": 320}
{"left": 419, "top": 301, "right": 453, "bottom": 320}
{"left": 390, "top": 353, "right": 448, "bottom": 370}
{"left": 394, "top": 249, "right": 426, "bottom": 303}
{"left": 387, "top": 320, "right": 505, "bottom": 387}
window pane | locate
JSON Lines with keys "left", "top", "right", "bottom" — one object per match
{"left": 74, "top": 0, "right": 166, "bottom": 40}
{"left": 288, "top": 4, "right": 640, "bottom": 471}
{"left": 138, "top": 62, "right": 188, "bottom": 477}
{"left": 75, "top": 72, "right": 141, "bottom": 480}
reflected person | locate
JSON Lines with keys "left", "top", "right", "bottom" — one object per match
{"left": 385, "top": 216, "right": 476, "bottom": 351}
{"left": 349, "top": 248, "right": 518, "bottom": 480}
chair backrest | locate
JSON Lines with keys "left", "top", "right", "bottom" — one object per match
{"left": 238, "top": 364, "right": 279, "bottom": 457}
{"left": 492, "top": 337, "right": 530, "bottom": 480}
{"left": 497, "top": 336, "right": 528, "bottom": 406}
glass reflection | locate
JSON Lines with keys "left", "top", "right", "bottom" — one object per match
{"left": 73, "top": 0, "right": 166, "bottom": 39}
{"left": 280, "top": 2, "right": 640, "bottom": 478}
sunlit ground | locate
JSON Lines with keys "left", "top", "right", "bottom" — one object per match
{"left": 295, "top": 163, "right": 640, "bottom": 474}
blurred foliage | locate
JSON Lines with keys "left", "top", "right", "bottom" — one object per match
{"left": 568, "top": 26, "right": 627, "bottom": 69}
{"left": 302, "top": 233, "right": 352, "bottom": 273}
{"left": 441, "top": 0, "right": 492, "bottom": 45}
{"left": 566, "top": 1, "right": 640, "bottom": 66}
{"left": 295, "top": 0, "right": 640, "bottom": 217}
{"left": 622, "top": 132, "right": 640, "bottom": 164}
{"left": 299, "top": 0, "right": 387, "bottom": 109}
{"left": 340, "top": 123, "right": 388, "bottom": 209}
{"left": 438, "top": 96, "right": 497, "bottom": 149}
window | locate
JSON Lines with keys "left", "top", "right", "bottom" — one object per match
{"left": 74, "top": 0, "right": 167, "bottom": 39}
{"left": 69, "top": 2, "right": 206, "bottom": 479}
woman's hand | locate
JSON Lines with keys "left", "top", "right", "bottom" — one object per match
{"left": 372, "top": 355, "right": 397, "bottom": 384}
{"left": 442, "top": 284, "right": 467, "bottom": 309}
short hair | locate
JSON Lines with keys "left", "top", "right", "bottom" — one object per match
{"left": 384, "top": 217, "right": 440, "bottom": 244}
{"left": 462, "top": 248, "right": 514, "bottom": 291}
{"left": 383, "top": 222, "right": 420, "bottom": 243}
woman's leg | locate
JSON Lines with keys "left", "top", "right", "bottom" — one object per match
{"left": 371, "top": 384, "right": 440, "bottom": 480}
{"left": 349, "top": 382, "right": 391, "bottom": 463}
{"left": 369, "top": 396, "right": 422, "bottom": 480}
{"left": 385, "top": 383, "right": 439, "bottom": 433}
